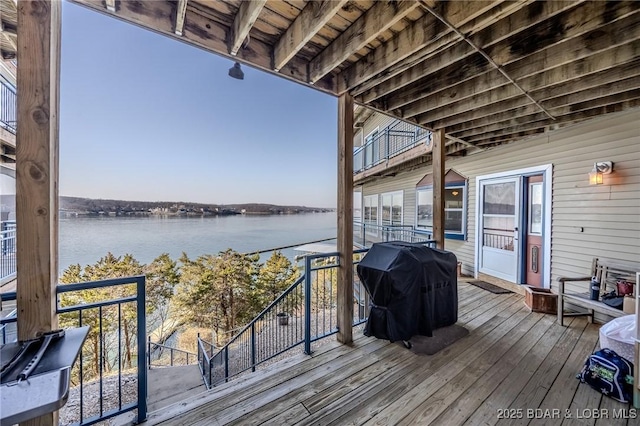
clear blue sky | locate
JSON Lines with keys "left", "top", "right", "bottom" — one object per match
{"left": 60, "top": 1, "right": 338, "bottom": 208}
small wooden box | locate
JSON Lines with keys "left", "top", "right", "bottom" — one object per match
{"left": 524, "top": 286, "right": 558, "bottom": 314}
{"left": 623, "top": 295, "right": 635, "bottom": 314}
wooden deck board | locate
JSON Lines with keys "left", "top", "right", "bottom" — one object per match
{"left": 147, "top": 283, "right": 638, "bottom": 426}
{"left": 463, "top": 317, "right": 577, "bottom": 426}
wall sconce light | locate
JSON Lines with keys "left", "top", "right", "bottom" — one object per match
{"left": 451, "top": 190, "right": 459, "bottom": 196}
{"left": 588, "top": 161, "right": 613, "bottom": 185}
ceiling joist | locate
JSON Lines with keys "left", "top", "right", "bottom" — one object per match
{"left": 341, "top": 0, "right": 532, "bottom": 96}
{"left": 273, "top": 0, "right": 347, "bottom": 71}
{"left": 309, "top": 0, "right": 420, "bottom": 84}
{"left": 229, "top": 0, "right": 267, "bottom": 56}
{"left": 357, "top": 0, "right": 585, "bottom": 105}
{"left": 173, "top": 0, "right": 188, "bottom": 36}
{"left": 411, "top": 7, "right": 640, "bottom": 124}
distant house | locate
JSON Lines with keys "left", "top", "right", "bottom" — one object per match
{"left": 353, "top": 107, "right": 639, "bottom": 294}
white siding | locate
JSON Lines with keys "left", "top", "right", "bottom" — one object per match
{"left": 359, "top": 109, "right": 640, "bottom": 291}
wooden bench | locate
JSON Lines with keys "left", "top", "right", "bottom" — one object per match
{"left": 557, "top": 257, "right": 640, "bottom": 326}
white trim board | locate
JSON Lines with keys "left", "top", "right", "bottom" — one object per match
{"left": 474, "top": 164, "right": 553, "bottom": 289}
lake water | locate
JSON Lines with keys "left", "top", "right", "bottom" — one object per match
{"left": 59, "top": 212, "right": 337, "bottom": 273}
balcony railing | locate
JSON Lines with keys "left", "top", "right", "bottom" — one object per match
{"left": 0, "top": 220, "right": 16, "bottom": 283}
{"left": 353, "top": 221, "right": 433, "bottom": 247}
{"left": 197, "top": 241, "right": 435, "bottom": 389}
{"left": 0, "top": 78, "right": 17, "bottom": 134}
{"left": 148, "top": 338, "right": 197, "bottom": 368}
{"left": 354, "top": 119, "right": 430, "bottom": 174}
{"left": 0, "top": 275, "right": 147, "bottom": 426}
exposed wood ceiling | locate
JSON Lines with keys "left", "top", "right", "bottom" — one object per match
{"left": 0, "top": 0, "right": 18, "bottom": 60}
{"left": 16, "top": 1, "right": 640, "bottom": 155}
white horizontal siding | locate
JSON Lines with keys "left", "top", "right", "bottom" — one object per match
{"left": 358, "top": 108, "right": 640, "bottom": 289}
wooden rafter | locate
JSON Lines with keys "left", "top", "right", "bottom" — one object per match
{"left": 309, "top": 0, "right": 420, "bottom": 84}
{"left": 340, "top": 0, "right": 528, "bottom": 95}
{"left": 273, "top": 0, "right": 347, "bottom": 71}
{"left": 413, "top": 12, "right": 640, "bottom": 126}
{"left": 174, "top": 0, "right": 188, "bottom": 36}
{"left": 473, "top": 98, "right": 640, "bottom": 145}
{"left": 357, "top": 0, "right": 583, "bottom": 105}
{"left": 229, "top": 0, "right": 267, "bottom": 56}
{"left": 450, "top": 60, "right": 640, "bottom": 139}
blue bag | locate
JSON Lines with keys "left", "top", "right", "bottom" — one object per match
{"left": 577, "top": 348, "right": 633, "bottom": 403}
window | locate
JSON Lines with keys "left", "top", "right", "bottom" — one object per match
{"left": 363, "top": 195, "right": 378, "bottom": 225}
{"left": 416, "top": 169, "right": 467, "bottom": 239}
{"left": 353, "top": 191, "right": 362, "bottom": 222}
{"left": 528, "top": 182, "right": 543, "bottom": 235}
{"left": 381, "top": 191, "right": 403, "bottom": 226}
{"left": 364, "top": 128, "right": 379, "bottom": 168}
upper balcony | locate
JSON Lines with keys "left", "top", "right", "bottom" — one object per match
{"left": 353, "top": 119, "right": 431, "bottom": 185}
{"left": 0, "top": 77, "right": 16, "bottom": 164}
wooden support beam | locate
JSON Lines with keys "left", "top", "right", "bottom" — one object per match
{"left": 16, "top": 0, "right": 61, "bottom": 424}
{"left": 273, "top": 0, "right": 346, "bottom": 71}
{"left": 309, "top": 0, "right": 419, "bottom": 84}
{"left": 341, "top": 0, "right": 526, "bottom": 96}
{"left": 337, "top": 92, "right": 353, "bottom": 345}
{"left": 229, "top": 0, "right": 266, "bottom": 56}
{"left": 173, "top": 0, "right": 188, "bottom": 36}
{"left": 432, "top": 129, "right": 445, "bottom": 250}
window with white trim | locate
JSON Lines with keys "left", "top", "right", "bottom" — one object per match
{"left": 415, "top": 169, "right": 467, "bottom": 240}
{"left": 381, "top": 191, "right": 403, "bottom": 226}
{"left": 363, "top": 195, "right": 378, "bottom": 225}
{"left": 353, "top": 191, "right": 362, "bottom": 222}
{"left": 364, "top": 127, "right": 379, "bottom": 168}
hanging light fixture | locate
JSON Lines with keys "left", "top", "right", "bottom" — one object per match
{"left": 588, "top": 161, "right": 613, "bottom": 185}
{"left": 228, "top": 62, "right": 244, "bottom": 80}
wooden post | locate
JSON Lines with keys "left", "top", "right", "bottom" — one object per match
{"left": 16, "top": 0, "right": 61, "bottom": 423}
{"left": 432, "top": 129, "right": 445, "bottom": 249}
{"left": 337, "top": 92, "right": 353, "bottom": 344}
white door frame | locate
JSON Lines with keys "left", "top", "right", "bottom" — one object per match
{"left": 474, "top": 164, "right": 553, "bottom": 288}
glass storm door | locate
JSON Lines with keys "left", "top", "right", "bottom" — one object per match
{"left": 479, "top": 177, "right": 520, "bottom": 282}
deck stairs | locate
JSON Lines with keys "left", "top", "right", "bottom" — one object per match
{"left": 147, "top": 364, "right": 207, "bottom": 412}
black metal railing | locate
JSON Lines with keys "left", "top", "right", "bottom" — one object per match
{"left": 0, "top": 308, "right": 16, "bottom": 344}
{"left": 353, "top": 221, "right": 433, "bottom": 247}
{"left": 197, "top": 242, "right": 435, "bottom": 389}
{"left": 354, "top": 119, "right": 430, "bottom": 174}
{"left": 0, "top": 78, "right": 16, "bottom": 134}
{"left": 0, "top": 276, "right": 147, "bottom": 426}
{"left": 148, "top": 338, "right": 197, "bottom": 368}
{"left": 0, "top": 220, "right": 16, "bottom": 283}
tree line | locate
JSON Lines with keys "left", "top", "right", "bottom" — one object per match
{"left": 58, "top": 249, "right": 299, "bottom": 380}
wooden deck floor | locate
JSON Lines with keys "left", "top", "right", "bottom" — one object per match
{"left": 148, "top": 282, "right": 640, "bottom": 426}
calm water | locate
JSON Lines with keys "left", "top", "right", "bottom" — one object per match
{"left": 59, "top": 212, "right": 336, "bottom": 273}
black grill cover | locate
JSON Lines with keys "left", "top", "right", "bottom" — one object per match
{"left": 357, "top": 242, "right": 458, "bottom": 342}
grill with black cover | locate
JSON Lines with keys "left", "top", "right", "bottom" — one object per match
{"left": 357, "top": 242, "right": 458, "bottom": 343}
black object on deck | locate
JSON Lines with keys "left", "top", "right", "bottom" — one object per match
{"left": 357, "top": 242, "right": 458, "bottom": 342}
{"left": 1, "top": 327, "right": 89, "bottom": 424}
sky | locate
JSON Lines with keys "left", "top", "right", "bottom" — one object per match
{"left": 59, "top": 2, "right": 338, "bottom": 208}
